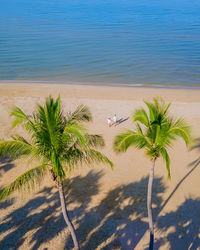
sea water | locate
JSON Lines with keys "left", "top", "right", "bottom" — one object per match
{"left": 0, "top": 0, "right": 200, "bottom": 87}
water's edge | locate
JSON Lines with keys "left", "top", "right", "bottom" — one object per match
{"left": 1, "top": 80, "right": 200, "bottom": 90}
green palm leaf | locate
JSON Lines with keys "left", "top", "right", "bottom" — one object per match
{"left": 0, "top": 137, "right": 33, "bottom": 159}
{"left": 144, "top": 101, "right": 156, "bottom": 123}
{"left": 67, "top": 104, "right": 92, "bottom": 123}
{"left": 114, "top": 129, "right": 150, "bottom": 153}
{"left": 133, "top": 109, "right": 149, "bottom": 127}
{"left": 86, "top": 149, "right": 113, "bottom": 168}
{"left": 0, "top": 164, "right": 48, "bottom": 201}
{"left": 86, "top": 134, "right": 105, "bottom": 148}
{"left": 65, "top": 123, "right": 87, "bottom": 148}
{"left": 160, "top": 147, "right": 171, "bottom": 178}
{"left": 169, "top": 118, "right": 192, "bottom": 146}
{"left": 10, "top": 106, "right": 31, "bottom": 127}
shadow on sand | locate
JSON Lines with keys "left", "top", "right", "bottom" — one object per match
{"left": 0, "top": 157, "right": 16, "bottom": 209}
{"left": 0, "top": 156, "right": 15, "bottom": 177}
{"left": 0, "top": 170, "right": 103, "bottom": 250}
{"left": 0, "top": 170, "right": 166, "bottom": 250}
{"left": 155, "top": 198, "right": 200, "bottom": 249}
{"left": 116, "top": 117, "right": 129, "bottom": 126}
{"left": 153, "top": 138, "right": 200, "bottom": 249}
{"left": 0, "top": 139, "right": 200, "bottom": 249}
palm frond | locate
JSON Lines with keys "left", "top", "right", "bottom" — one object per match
{"left": 145, "top": 98, "right": 171, "bottom": 125}
{"left": 169, "top": 118, "right": 192, "bottom": 146}
{"left": 86, "top": 134, "right": 105, "bottom": 148}
{"left": 87, "top": 149, "right": 114, "bottom": 169}
{"left": 67, "top": 105, "right": 92, "bottom": 123}
{"left": 160, "top": 148, "right": 171, "bottom": 179}
{"left": 51, "top": 151, "right": 65, "bottom": 178}
{"left": 0, "top": 164, "right": 48, "bottom": 202}
{"left": 113, "top": 129, "right": 150, "bottom": 153}
{"left": 43, "top": 96, "right": 63, "bottom": 149}
{"left": 10, "top": 106, "right": 36, "bottom": 134}
{"left": 144, "top": 101, "right": 156, "bottom": 123}
{"left": 64, "top": 123, "right": 87, "bottom": 148}
{"left": 32, "top": 96, "right": 66, "bottom": 155}
{"left": 10, "top": 106, "right": 30, "bottom": 127}
{"left": 133, "top": 108, "right": 149, "bottom": 127}
{"left": 63, "top": 148, "right": 113, "bottom": 171}
{"left": 153, "top": 97, "right": 170, "bottom": 115}
{"left": 163, "top": 102, "right": 171, "bottom": 115}
{"left": 135, "top": 123, "right": 143, "bottom": 134}
{"left": 0, "top": 137, "right": 34, "bottom": 159}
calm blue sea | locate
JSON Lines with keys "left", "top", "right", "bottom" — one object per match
{"left": 0, "top": 0, "right": 200, "bottom": 87}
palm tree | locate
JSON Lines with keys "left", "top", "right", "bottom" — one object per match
{"left": 113, "top": 97, "right": 192, "bottom": 250}
{"left": 0, "top": 96, "right": 113, "bottom": 250}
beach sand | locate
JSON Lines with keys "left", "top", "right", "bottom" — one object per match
{"left": 0, "top": 83, "right": 200, "bottom": 249}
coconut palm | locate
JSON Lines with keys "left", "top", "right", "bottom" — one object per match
{"left": 0, "top": 96, "right": 113, "bottom": 250}
{"left": 113, "top": 97, "right": 192, "bottom": 250}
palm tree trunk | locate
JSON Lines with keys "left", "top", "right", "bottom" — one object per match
{"left": 147, "top": 158, "right": 155, "bottom": 250}
{"left": 58, "top": 182, "right": 80, "bottom": 250}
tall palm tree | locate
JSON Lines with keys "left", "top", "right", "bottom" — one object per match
{"left": 0, "top": 96, "right": 113, "bottom": 250}
{"left": 113, "top": 97, "right": 192, "bottom": 250}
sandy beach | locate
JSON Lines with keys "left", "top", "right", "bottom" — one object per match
{"left": 0, "top": 82, "right": 200, "bottom": 250}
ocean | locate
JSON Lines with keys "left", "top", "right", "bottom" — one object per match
{"left": 0, "top": 0, "right": 200, "bottom": 87}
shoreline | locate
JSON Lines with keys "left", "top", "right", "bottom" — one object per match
{"left": 1, "top": 80, "right": 200, "bottom": 90}
{"left": 0, "top": 82, "right": 200, "bottom": 103}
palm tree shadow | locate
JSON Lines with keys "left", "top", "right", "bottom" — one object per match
{"left": 64, "top": 170, "right": 104, "bottom": 209}
{"left": 0, "top": 157, "right": 16, "bottom": 209}
{"left": 76, "top": 141, "right": 200, "bottom": 250}
{"left": 2, "top": 156, "right": 198, "bottom": 250}
{"left": 0, "top": 189, "right": 54, "bottom": 249}
{"left": 65, "top": 176, "right": 167, "bottom": 249}
{"left": 155, "top": 198, "right": 200, "bottom": 249}
{"left": 0, "top": 172, "right": 166, "bottom": 250}
{"left": 0, "top": 198, "right": 15, "bottom": 209}
{"left": 0, "top": 170, "right": 104, "bottom": 250}
{"left": 0, "top": 156, "right": 15, "bottom": 177}
{"left": 157, "top": 138, "right": 200, "bottom": 215}
{"left": 150, "top": 138, "right": 200, "bottom": 249}
{"left": 188, "top": 138, "right": 200, "bottom": 169}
